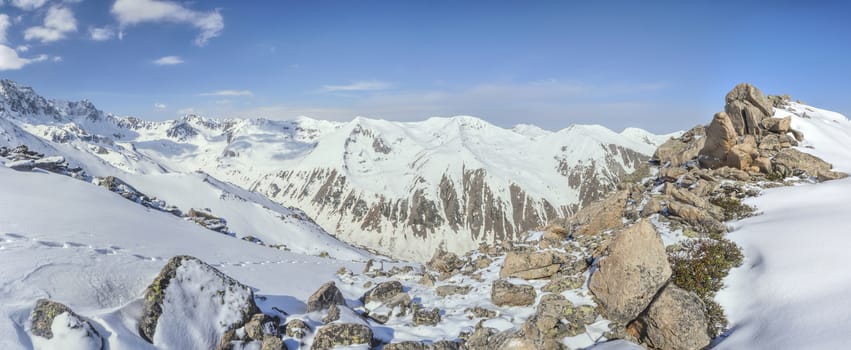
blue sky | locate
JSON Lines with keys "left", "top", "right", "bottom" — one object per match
{"left": 0, "top": 0, "right": 849, "bottom": 133}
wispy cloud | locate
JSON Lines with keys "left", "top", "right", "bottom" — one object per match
{"left": 89, "top": 26, "right": 115, "bottom": 41}
{"left": 198, "top": 90, "right": 253, "bottom": 97}
{"left": 111, "top": 0, "right": 223, "bottom": 46}
{"left": 321, "top": 80, "right": 392, "bottom": 92}
{"left": 24, "top": 5, "right": 78, "bottom": 43}
{"left": 154, "top": 103, "right": 167, "bottom": 109}
{"left": 10, "top": 0, "right": 48, "bottom": 11}
{"left": 153, "top": 55, "right": 183, "bottom": 65}
{"left": 0, "top": 15, "right": 11, "bottom": 44}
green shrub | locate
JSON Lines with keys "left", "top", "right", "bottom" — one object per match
{"left": 667, "top": 238, "right": 744, "bottom": 337}
{"left": 710, "top": 196, "right": 756, "bottom": 221}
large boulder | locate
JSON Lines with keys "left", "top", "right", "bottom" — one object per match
{"left": 724, "top": 83, "right": 774, "bottom": 136}
{"left": 499, "top": 251, "right": 565, "bottom": 280}
{"left": 666, "top": 201, "right": 727, "bottom": 234}
{"left": 589, "top": 220, "right": 671, "bottom": 324}
{"left": 761, "top": 115, "right": 792, "bottom": 134}
{"left": 562, "top": 188, "right": 629, "bottom": 236}
{"left": 306, "top": 281, "right": 347, "bottom": 312}
{"left": 653, "top": 125, "right": 706, "bottom": 167}
{"left": 427, "top": 250, "right": 465, "bottom": 274}
{"left": 310, "top": 323, "right": 373, "bottom": 350}
{"left": 362, "top": 281, "right": 404, "bottom": 306}
{"left": 29, "top": 299, "right": 103, "bottom": 350}
{"left": 491, "top": 280, "right": 536, "bottom": 307}
{"left": 699, "top": 112, "right": 738, "bottom": 168}
{"left": 772, "top": 148, "right": 848, "bottom": 181}
{"left": 139, "top": 255, "right": 260, "bottom": 349}
{"left": 637, "top": 284, "right": 711, "bottom": 350}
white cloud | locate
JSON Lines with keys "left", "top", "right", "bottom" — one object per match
{"left": 154, "top": 103, "right": 167, "bottom": 109}
{"left": 198, "top": 90, "right": 253, "bottom": 97}
{"left": 0, "top": 15, "right": 11, "bottom": 44}
{"left": 0, "top": 44, "right": 45, "bottom": 70}
{"left": 89, "top": 26, "right": 115, "bottom": 41}
{"left": 24, "top": 6, "right": 78, "bottom": 43}
{"left": 16, "top": 45, "right": 29, "bottom": 52}
{"left": 10, "top": 0, "right": 48, "bottom": 10}
{"left": 153, "top": 55, "right": 183, "bottom": 65}
{"left": 52, "top": 55, "right": 62, "bottom": 62}
{"left": 177, "top": 107, "right": 199, "bottom": 115}
{"left": 111, "top": 0, "right": 224, "bottom": 46}
{"left": 322, "top": 80, "right": 392, "bottom": 92}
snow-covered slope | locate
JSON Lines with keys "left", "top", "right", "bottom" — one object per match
{"left": 0, "top": 80, "right": 672, "bottom": 261}
{"left": 715, "top": 103, "right": 851, "bottom": 348}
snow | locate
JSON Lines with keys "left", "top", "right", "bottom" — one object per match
{"left": 714, "top": 104, "right": 851, "bottom": 349}
{"left": 29, "top": 312, "right": 102, "bottom": 350}
{"left": 153, "top": 259, "right": 254, "bottom": 350}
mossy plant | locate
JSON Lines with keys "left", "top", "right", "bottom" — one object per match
{"left": 667, "top": 238, "right": 744, "bottom": 337}
{"left": 710, "top": 196, "right": 757, "bottom": 221}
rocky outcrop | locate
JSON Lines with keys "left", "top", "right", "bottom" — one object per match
{"left": 306, "top": 281, "right": 347, "bottom": 312}
{"left": 724, "top": 83, "right": 774, "bottom": 136}
{"left": 311, "top": 323, "right": 373, "bottom": 350}
{"left": 413, "top": 307, "right": 441, "bottom": 326}
{"left": 428, "top": 250, "right": 465, "bottom": 274}
{"left": 29, "top": 299, "right": 103, "bottom": 350}
{"left": 636, "top": 284, "right": 711, "bottom": 350}
{"left": 589, "top": 220, "right": 671, "bottom": 323}
{"left": 139, "top": 255, "right": 259, "bottom": 349}
{"left": 560, "top": 188, "right": 630, "bottom": 236}
{"left": 491, "top": 280, "right": 536, "bottom": 307}
{"left": 652, "top": 126, "right": 705, "bottom": 167}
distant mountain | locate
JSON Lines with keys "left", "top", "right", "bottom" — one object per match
{"left": 0, "top": 79, "right": 672, "bottom": 260}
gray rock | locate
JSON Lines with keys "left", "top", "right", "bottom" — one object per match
{"left": 589, "top": 220, "right": 671, "bottom": 324}
{"left": 260, "top": 334, "right": 285, "bottom": 350}
{"left": 638, "top": 284, "right": 711, "bottom": 350}
{"left": 306, "top": 281, "right": 347, "bottom": 312}
{"left": 499, "top": 251, "right": 565, "bottom": 280}
{"left": 491, "top": 280, "right": 536, "bottom": 307}
{"left": 436, "top": 284, "right": 471, "bottom": 297}
{"left": 413, "top": 307, "right": 441, "bottom": 326}
{"left": 362, "top": 280, "right": 404, "bottom": 305}
{"left": 310, "top": 323, "right": 373, "bottom": 350}
{"left": 138, "top": 255, "right": 259, "bottom": 345}
{"left": 322, "top": 304, "right": 340, "bottom": 324}
{"left": 428, "top": 250, "right": 465, "bottom": 274}
{"left": 773, "top": 148, "right": 848, "bottom": 181}
{"left": 29, "top": 299, "right": 103, "bottom": 349}
{"left": 285, "top": 318, "right": 309, "bottom": 339}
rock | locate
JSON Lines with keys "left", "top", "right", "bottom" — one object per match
{"left": 322, "top": 304, "right": 340, "bottom": 324}
{"left": 362, "top": 281, "right": 404, "bottom": 306}
{"left": 473, "top": 255, "right": 493, "bottom": 269}
{"left": 436, "top": 284, "right": 471, "bottom": 297}
{"left": 499, "top": 251, "right": 564, "bottom": 280}
{"left": 465, "top": 306, "right": 498, "bottom": 319}
{"left": 29, "top": 299, "right": 103, "bottom": 350}
{"left": 419, "top": 273, "right": 436, "bottom": 287}
{"left": 384, "top": 341, "right": 428, "bottom": 350}
{"left": 589, "top": 220, "right": 671, "bottom": 324}
{"left": 244, "top": 313, "right": 277, "bottom": 340}
{"left": 306, "top": 281, "right": 347, "bottom": 312}
{"left": 413, "top": 307, "right": 441, "bottom": 326}
{"left": 366, "top": 292, "right": 411, "bottom": 324}
{"left": 640, "top": 197, "right": 662, "bottom": 217}
{"left": 139, "top": 255, "right": 259, "bottom": 349}
{"left": 762, "top": 116, "right": 792, "bottom": 133}
{"left": 664, "top": 184, "right": 724, "bottom": 221}
{"left": 699, "top": 112, "right": 738, "bottom": 168}
{"left": 653, "top": 125, "right": 706, "bottom": 167}
{"left": 724, "top": 83, "right": 774, "bottom": 136}
{"left": 542, "top": 224, "right": 568, "bottom": 242}
{"left": 758, "top": 133, "right": 796, "bottom": 151}
{"left": 431, "top": 340, "right": 462, "bottom": 350}
{"left": 666, "top": 201, "right": 727, "bottom": 233}
{"left": 491, "top": 280, "right": 536, "bottom": 307}
{"left": 754, "top": 157, "right": 772, "bottom": 173}
{"left": 261, "top": 334, "right": 285, "bottom": 350}
{"left": 712, "top": 166, "right": 751, "bottom": 181}
{"left": 310, "top": 323, "right": 373, "bottom": 350}
{"left": 562, "top": 188, "right": 629, "bottom": 236}
{"left": 285, "top": 319, "right": 309, "bottom": 339}
{"left": 767, "top": 94, "right": 791, "bottom": 108}
{"left": 773, "top": 148, "right": 848, "bottom": 181}
{"left": 428, "top": 250, "right": 465, "bottom": 274}
{"left": 791, "top": 128, "right": 805, "bottom": 141}
{"left": 637, "top": 284, "right": 711, "bottom": 350}
{"left": 541, "top": 275, "right": 585, "bottom": 293}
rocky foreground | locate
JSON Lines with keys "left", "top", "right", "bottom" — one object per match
{"left": 22, "top": 83, "right": 847, "bottom": 350}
